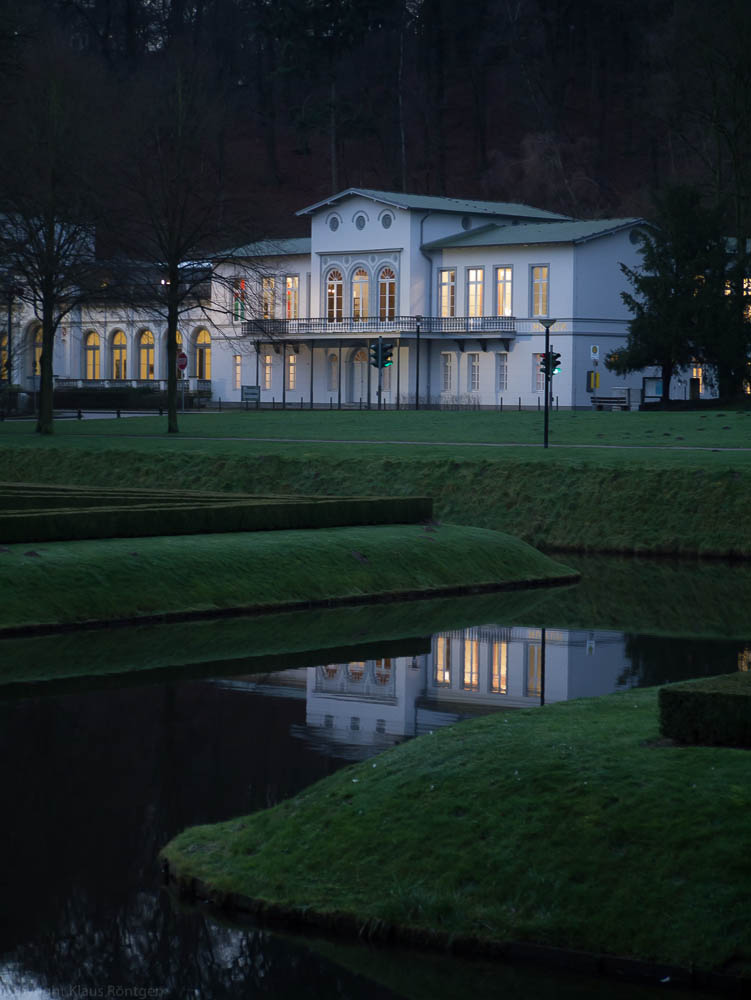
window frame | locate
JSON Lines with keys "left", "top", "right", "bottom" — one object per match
{"left": 262, "top": 353, "right": 273, "bottom": 391}
{"left": 262, "top": 276, "right": 276, "bottom": 320}
{"left": 468, "top": 352, "right": 481, "bottom": 393}
{"left": 441, "top": 352, "right": 454, "bottom": 393}
{"left": 530, "top": 264, "right": 550, "bottom": 317}
{"left": 84, "top": 331, "right": 100, "bottom": 380}
{"left": 285, "top": 275, "right": 299, "bottom": 319}
{"left": 466, "top": 267, "right": 484, "bottom": 318}
{"left": 496, "top": 266, "right": 513, "bottom": 317}
{"left": 326, "top": 269, "right": 344, "bottom": 322}
{"left": 496, "top": 351, "right": 508, "bottom": 392}
{"left": 233, "top": 354, "right": 242, "bottom": 390}
{"left": 438, "top": 268, "right": 456, "bottom": 318}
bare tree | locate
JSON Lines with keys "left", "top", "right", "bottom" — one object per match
{"left": 0, "top": 25, "right": 107, "bottom": 433}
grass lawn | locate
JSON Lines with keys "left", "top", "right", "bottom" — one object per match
{"left": 0, "top": 522, "right": 574, "bottom": 631}
{"left": 162, "top": 685, "right": 751, "bottom": 978}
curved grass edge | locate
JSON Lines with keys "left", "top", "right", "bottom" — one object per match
{"left": 0, "top": 522, "right": 577, "bottom": 634}
{"left": 160, "top": 688, "right": 751, "bottom": 991}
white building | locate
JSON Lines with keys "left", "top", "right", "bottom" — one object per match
{"left": 4, "top": 188, "right": 712, "bottom": 409}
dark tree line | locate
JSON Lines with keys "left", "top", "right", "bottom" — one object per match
{"left": 2, "top": 0, "right": 751, "bottom": 430}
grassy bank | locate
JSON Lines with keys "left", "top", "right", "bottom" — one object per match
{"left": 0, "top": 522, "right": 574, "bottom": 632}
{"left": 2, "top": 442, "right": 749, "bottom": 555}
{"left": 162, "top": 686, "right": 751, "bottom": 981}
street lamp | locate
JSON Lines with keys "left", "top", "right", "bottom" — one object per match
{"left": 539, "top": 318, "right": 557, "bottom": 449}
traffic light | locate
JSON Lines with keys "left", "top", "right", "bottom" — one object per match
{"left": 369, "top": 342, "right": 381, "bottom": 368}
{"left": 382, "top": 343, "right": 394, "bottom": 367}
{"left": 550, "top": 351, "right": 561, "bottom": 375}
{"left": 539, "top": 353, "right": 550, "bottom": 376}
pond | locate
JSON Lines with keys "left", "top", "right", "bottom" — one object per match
{"left": 1, "top": 555, "right": 748, "bottom": 999}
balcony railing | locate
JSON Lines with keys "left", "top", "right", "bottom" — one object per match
{"left": 241, "top": 315, "right": 516, "bottom": 338}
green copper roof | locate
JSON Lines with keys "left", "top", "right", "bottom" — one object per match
{"left": 229, "top": 237, "right": 311, "bottom": 258}
{"left": 297, "top": 188, "right": 573, "bottom": 222}
{"left": 422, "top": 218, "right": 643, "bottom": 250}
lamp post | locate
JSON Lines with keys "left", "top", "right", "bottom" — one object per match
{"left": 539, "top": 318, "right": 556, "bottom": 448}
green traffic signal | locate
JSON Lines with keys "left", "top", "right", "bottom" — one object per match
{"left": 551, "top": 351, "right": 562, "bottom": 375}
{"left": 382, "top": 342, "right": 394, "bottom": 367}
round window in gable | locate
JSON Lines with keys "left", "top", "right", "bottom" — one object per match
{"left": 329, "top": 216, "right": 340, "bottom": 232}
{"left": 629, "top": 228, "right": 644, "bottom": 245}
{"left": 461, "top": 215, "right": 472, "bottom": 231}
{"left": 355, "top": 213, "right": 366, "bottom": 231}
{"left": 381, "top": 213, "right": 393, "bottom": 229}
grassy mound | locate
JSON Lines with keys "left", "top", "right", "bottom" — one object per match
{"left": 0, "top": 522, "right": 575, "bottom": 632}
{"left": 2, "top": 444, "right": 750, "bottom": 556}
{"left": 162, "top": 687, "right": 751, "bottom": 979}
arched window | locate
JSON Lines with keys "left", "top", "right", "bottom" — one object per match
{"left": 352, "top": 268, "right": 369, "bottom": 321}
{"left": 112, "top": 331, "right": 127, "bottom": 380}
{"left": 196, "top": 328, "right": 211, "bottom": 379}
{"left": 379, "top": 267, "right": 396, "bottom": 321}
{"left": 32, "top": 326, "right": 42, "bottom": 376}
{"left": 326, "top": 269, "right": 343, "bottom": 321}
{"left": 139, "top": 330, "right": 155, "bottom": 380}
{"left": 85, "top": 331, "right": 100, "bottom": 380}
{"left": 327, "top": 352, "right": 338, "bottom": 392}
{"left": 175, "top": 330, "right": 183, "bottom": 379}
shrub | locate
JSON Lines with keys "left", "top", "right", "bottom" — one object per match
{"left": 659, "top": 672, "right": 751, "bottom": 747}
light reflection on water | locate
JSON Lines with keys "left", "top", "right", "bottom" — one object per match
{"left": 1, "top": 591, "right": 746, "bottom": 998}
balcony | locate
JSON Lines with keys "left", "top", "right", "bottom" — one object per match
{"left": 241, "top": 315, "right": 516, "bottom": 339}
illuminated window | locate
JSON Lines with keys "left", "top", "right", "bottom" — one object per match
{"left": 262, "top": 354, "right": 272, "bottom": 390}
{"left": 496, "top": 267, "right": 512, "bottom": 316}
{"left": 435, "top": 635, "right": 451, "bottom": 685}
{"left": 327, "top": 269, "right": 343, "bottom": 321}
{"left": 262, "top": 277, "right": 275, "bottom": 319}
{"left": 738, "top": 648, "right": 751, "bottom": 671}
{"left": 526, "top": 645, "right": 541, "bottom": 697}
{"left": 0, "top": 333, "right": 7, "bottom": 381}
{"left": 112, "top": 331, "right": 127, "bottom": 380}
{"left": 533, "top": 353, "right": 545, "bottom": 392}
{"left": 196, "top": 329, "right": 211, "bottom": 379}
{"left": 496, "top": 352, "right": 508, "bottom": 392}
{"left": 232, "top": 277, "right": 246, "bottom": 321}
{"left": 468, "top": 353, "right": 480, "bottom": 392}
{"left": 175, "top": 330, "right": 184, "bottom": 379}
{"left": 441, "top": 353, "right": 454, "bottom": 392}
{"left": 85, "top": 331, "right": 100, "bottom": 380}
{"left": 287, "top": 351, "right": 296, "bottom": 390}
{"left": 379, "top": 267, "right": 396, "bottom": 320}
{"left": 32, "top": 326, "right": 42, "bottom": 375}
{"left": 467, "top": 268, "right": 484, "bottom": 317}
{"left": 531, "top": 265, "right": 549, "bottom": 317}
{"left": 322, "top": 665, "right": 339, "bottom": 679}
{"left": 233, "top": 354, "right": 241, "bottom": 389}
{"left": 352, "top": 268, "right": 369, "bottom": 320}
{"left": 285, "top": 275, "right": 299, "bottom": 319}
{"left": 491, "top": 641, "right": 508, "bottom": 694}
{"left": 439, "top": 269, "right": 455, "bottom": 318}
{"left": 139, "top": 330, "right": 155, "bottom": 380}
{"left": 327, "top": 352, "right": 338, "bottom": 392}
{"left": 691, "top": 365, "right": 703, "bottom": 393}
{"left": 463, "top": 638, "right": 479, "bottom": 690}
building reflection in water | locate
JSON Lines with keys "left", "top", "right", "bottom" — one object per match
{"left": 283, "top": 625, "right": 631, "bottom": 760}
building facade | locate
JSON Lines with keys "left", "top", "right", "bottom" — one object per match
{"left": 3, "top": 188, "right": 718, "bottom": 409}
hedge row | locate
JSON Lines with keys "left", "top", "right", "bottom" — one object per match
{"left": 0, "top": 491, "right": 433, "bottom": 543}
{"left": 659, "top": 672, "right": 751, "bottom": 747}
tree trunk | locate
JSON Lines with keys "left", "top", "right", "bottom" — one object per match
{"left": 660, "top": 361, "right": 672, "bottom": 405}
{"left": 36, "top": 293, "right": 56, "bottom": 434}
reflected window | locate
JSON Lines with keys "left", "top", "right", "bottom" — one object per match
{"left": 374, "top": 658, "right": 392, "bottom": 684}
{"left": 347, "top": 661, "right": 365, "bottom": 681}
{"left": 139, "top": 330, "right": 155, "bottom": 380}
{"left": 491, "top": 641, "right": 508, "bottom": 694}
{"left": 442, "top": 353, "right": 454, "bottom": 392}
{"left": 287, "top": 351, "right": 296, "bottom": 391}
{"left": 262, "top": 354, "right": 272, "bottom": 391}
{"left": 112, "top": 331, "right": 127, "bottom": 380}
{"left": 233, "top": 354, "right": 242, "bottom": 390}
{"left": 463, "top": 638, "right": 479, "bottom": 690}
{"left": 85, "top": 331, "right": 100, "bottom": 380}
{"left": 526, "top": 645, "right": 541, "bottom": 697}
{"left": 232, "top": 277, "right": 246, "bottom": 321}
{"left": 496, "top": 352, "right": 508, "bottom": 392}
{"left": 435, "top": 635, "right": 451, "bottom": 686}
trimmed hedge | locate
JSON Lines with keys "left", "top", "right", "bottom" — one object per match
{"left": 0, "top": 482, "right": 433, "bottom": 543}
{"left": 659, "top": 672, "right": 751, "bottom": 747}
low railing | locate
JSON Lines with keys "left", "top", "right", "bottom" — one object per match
{"left": 242, "top": 315, "right": 516, "bottom": 338}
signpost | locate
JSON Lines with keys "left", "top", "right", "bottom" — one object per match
{"left": 241, "top": 384, "right": 261, "bottom": 408}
